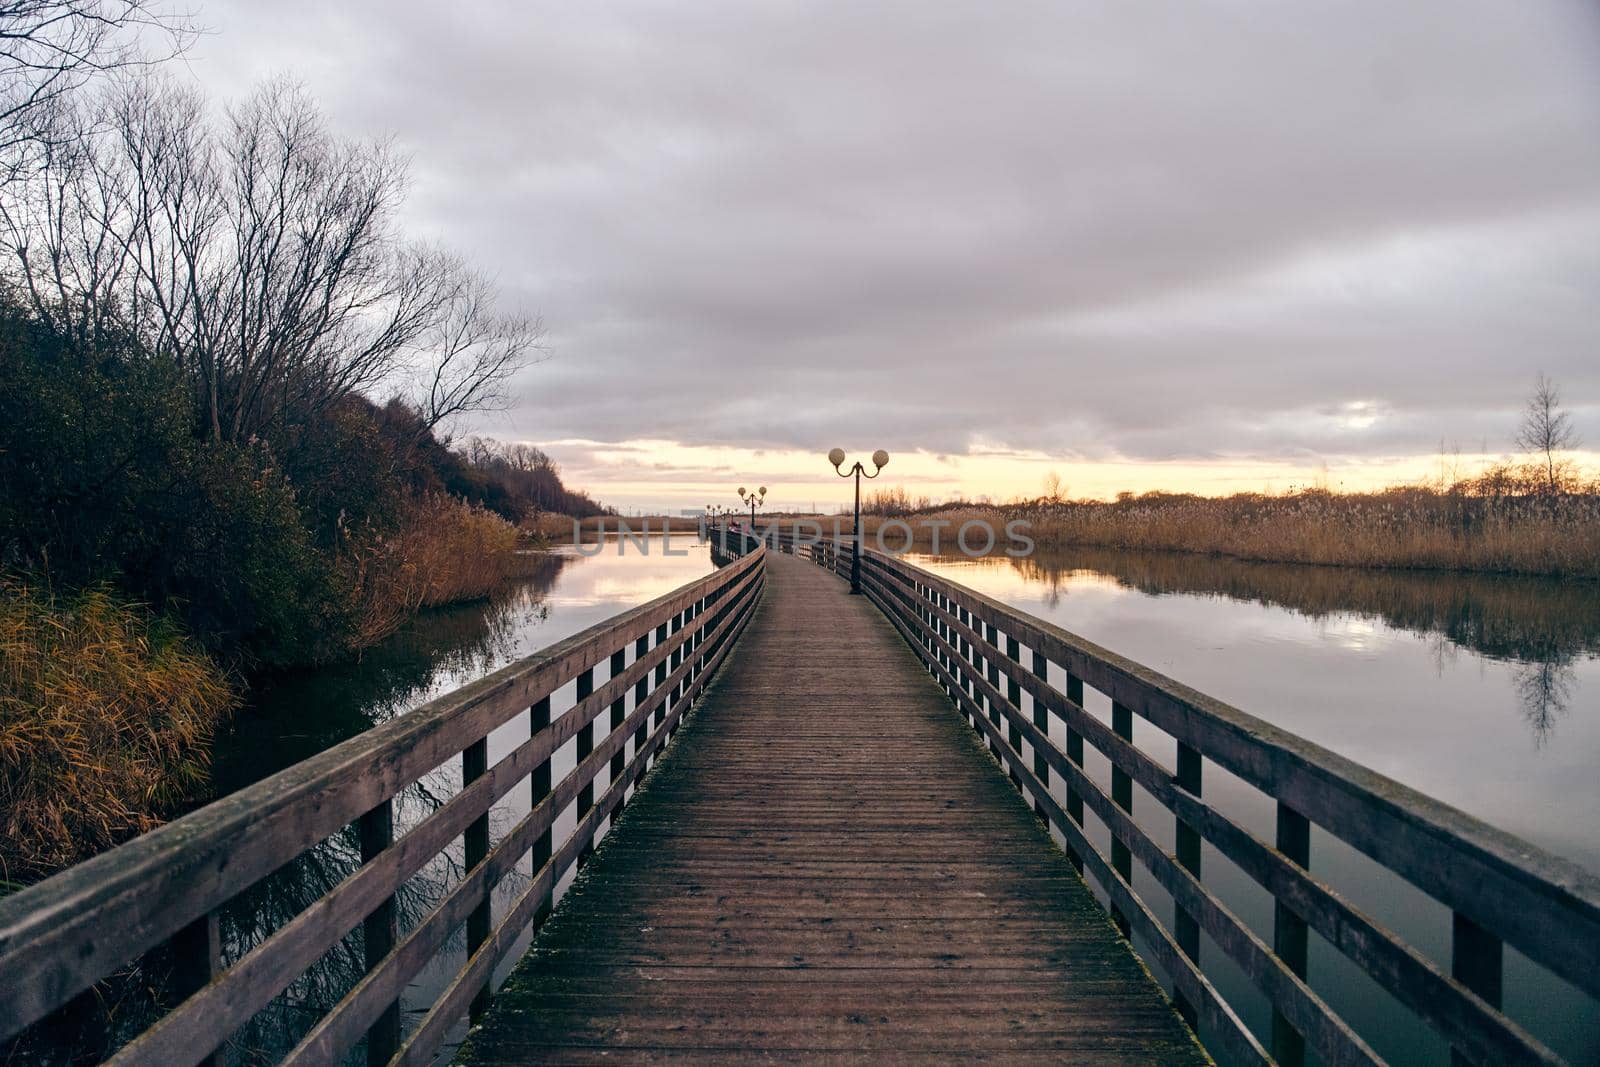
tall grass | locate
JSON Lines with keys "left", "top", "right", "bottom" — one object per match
{"left": 0, "top": 579, "right": 236, "bottom": 883}
{"left": 341, "top": 494, "right": 528, "bottom": 651}
{"left": 1015, "top": 487, "right": 1600, "bottom": 579}
{"left": 785, "top": 469, "right": 1600, "bottom": 579}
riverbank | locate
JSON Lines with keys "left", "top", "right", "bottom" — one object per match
{"left": 1013, "top": 489, "right": 1600, "bottom": 579}
{"left": 752, "top": 485, "right": 1600, "bottom": 580}
{"left": 0, "top": 527, "right": 545, "bottom": 886}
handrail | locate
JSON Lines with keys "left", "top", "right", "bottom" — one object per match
{"left": 0, "top": 546, "right": 766, "bottom": 1066}
{"left": 775, "top": 530, "right": 1598, "bottom": 1067}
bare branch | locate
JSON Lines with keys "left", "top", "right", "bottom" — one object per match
{"left": 1515, "top": 373, "right": 1580, "bottom": 493}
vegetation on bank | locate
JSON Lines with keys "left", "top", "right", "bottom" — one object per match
{"left": 841, "top": 469, "right": 1600, "bottom": 580}
{"left": 0, "top": 67, "right": 607, "bottom": 880}
{"left": 1016, "top": 486, "right": 1600, "bottom": 578}
{"left": 0, "top": 579, "right": 236, "bottom": 882}
{"left": 844, "top": 379, "right": 1594, "bottom": 580}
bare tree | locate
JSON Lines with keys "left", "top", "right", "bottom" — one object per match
{"left": 1042, "top": 470, "right": 1066, "bottom": 503}
{"left": 0, "top": 0, "right": 194, "bottom": 168}
{"left": 2, "top": 73, "right": 541, "bottom": 444}
{"left": 409, "top": 256, "right": 545, "bottom": 434}
{"left": 1515, "top": 373, "right": 1580, "bottom": 493}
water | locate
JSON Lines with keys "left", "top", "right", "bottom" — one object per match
{"left": 901, "top": 545, "right": 1600, "bottom": 1064}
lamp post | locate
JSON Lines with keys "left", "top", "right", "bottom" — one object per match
{"left": 737, "top": 485, "right": 767, "bottom": 527}
{"left": 827, "top": 448, "right": 889, "bottom": 594}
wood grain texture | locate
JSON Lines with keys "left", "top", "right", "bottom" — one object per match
{"left": 457, "top": 551, "right": 1204, "bottom": 1065}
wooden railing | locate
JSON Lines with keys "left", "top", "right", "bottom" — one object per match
{"left": 783, "top": 532, "right": 1599, "bottom": 1067}
{"left": 0, "top": 546, "right": 765, "bottom": 1066}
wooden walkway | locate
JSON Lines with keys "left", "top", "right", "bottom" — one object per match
{"left": 457, "top": 551, "right": 1204, "bottom": 1064}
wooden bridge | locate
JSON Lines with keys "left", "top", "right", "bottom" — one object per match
{"left": 1, "top": 528, "right": 1597, "bottom": 1065}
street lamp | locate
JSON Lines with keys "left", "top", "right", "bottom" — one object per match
{"left": 737, "top": 485, "right": 767, "bottom": 526}
{"left": 828, "top": 448, "right": 889, "bottom": 594}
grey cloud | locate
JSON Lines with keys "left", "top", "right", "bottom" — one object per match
{"left": 190, "top": 0, "right": 1600, "bottom": 463}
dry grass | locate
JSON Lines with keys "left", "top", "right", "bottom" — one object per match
{"left": 524, "top": 511, "right": 579, "bottom": 542}
{"left": 1013, "top": 488, "right": 1600, "bottom": 579}
{"left": 342, "top": 494, "right": 528, "bottom": 650}
{"left": 763, "top": 475, "right": 1600, "bottom": 579}
{"left": 0, "top": 579, "right": 236, "bottom": 883}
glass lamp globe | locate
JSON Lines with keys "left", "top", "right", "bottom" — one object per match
{"left": 872, "top": 449, "right": 890, "bottom": 469}
{"left": 827, "top": 447, "right": 846, "bottom": 469}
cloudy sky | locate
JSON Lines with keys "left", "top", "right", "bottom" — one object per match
{"left": 183, "top": 1, "right": 1600, "bottom": 511}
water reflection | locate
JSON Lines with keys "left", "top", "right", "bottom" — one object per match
{"left": 1001, "top": 546, "right": 1600, "bottom": 662}
{"left": 919, "top": 545, "right": 1598, "bottom": 750}
{"left": 1514, "top": 658, "right": 1575, "bottom": 747}
{"left": 213, "top": 551, "right": 572, "bottom": 791}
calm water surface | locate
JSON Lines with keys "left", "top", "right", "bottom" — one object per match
{"left": 52, "top": 537, "right": 1594, "bottom": 1064}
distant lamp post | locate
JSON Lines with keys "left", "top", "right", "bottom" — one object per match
{"left": 828, "top": 448, "right": 889, "bottom": 594}
{"left": 738, "top": 485, "right": 767, "bottom": 525}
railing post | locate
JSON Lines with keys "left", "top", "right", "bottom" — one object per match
{"left": 1173, "top": 742, "right": 1203, "bottom": 1030}
{"left": 916, "top": 583, "right": 930, "bottom": 662}
{"left": 1064, "top": 673, "right": 1085, "bottom": 874}
{"left": 1273, "top": 803, "right": 1311, "bottom": 1067}
{"left": 463, "top": 737, "right": 491, "bottom": 1021}
{"left": 575, "top": 667, "right": 596, "bottom": 866}
{"left": 960, "top": 609, "right": 985, "bottom": 746}
{"left": 667, "top": 611, "right": 683, "bottom": 738}
{"left": 1110, "top": 701, "right": 1133, "bottom": 937}
{"left": 170, "top": 909, "right": 222, "bottom": 1067}
{"left": 1003, "top": 634, "right": 1022, "bottom": 785}
{"left": 653, "top": 621, "right": 669, "bottom": 731}
{"left": 357, "top": 801, "right": 399, "bottom": 1066}
{"left": 985, "top": 623, "right": 1002, "bottom": 735}
{"left": 634, "top": 634, "right": 650, "bottom": 761}
{"left": 609, "top": 648, "right": 627, "bottom": 825}
{"left": 1451, "top": 913, "right": 1502, "bottom": 1066}
{"left": 529, "top": 695, "right": 554, "bottom": 923}
{"left": 1031, "top": 649, "right": 1050, "bottom": 824}
{"left": 955, "top": 607, "right": 969, "bottom": 696}
{"left": 976, "top": 618, "right": 994, "bottom": 753}
{"left": 935, "top": 596, "right": 951, "bottom": 701}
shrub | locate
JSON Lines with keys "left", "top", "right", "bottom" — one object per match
{"left": 0, "top": 578, "right": 236, "bottom": 882}
{"left": 340, "top": 494, "right": 526, "bottom": 651}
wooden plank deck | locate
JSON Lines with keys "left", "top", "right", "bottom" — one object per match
{"left": 456, "top": 550, "right": 1206, "bottom": 1064}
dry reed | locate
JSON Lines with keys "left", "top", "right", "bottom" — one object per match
{"left": 342, "top": 495, "right": 527, "bottom": 650}
{"left": 0, "top": 579, "right": 236, "bottom": 882}
{"left": 767, "top": 479, "right": 1600, "bottom": 579}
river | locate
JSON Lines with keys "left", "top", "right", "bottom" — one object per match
{"left": 127, "top": 536, "right": 1600, "bottom": 1063}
